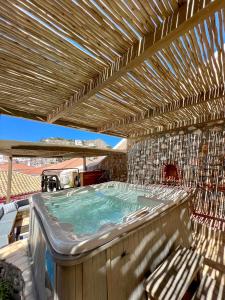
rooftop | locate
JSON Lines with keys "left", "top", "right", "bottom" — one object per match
{"left": 0, "top": 162, "right": 36, "bottom": 173}
{"left": 0, "top": 170, "right": 40, "bottom": 200}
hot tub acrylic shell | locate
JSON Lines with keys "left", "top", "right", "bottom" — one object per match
{"left": 29, "top": 182, "right": 194, "bottom": 300}
{"left": 31, "top": 181, "right": 191, "bottom": 257}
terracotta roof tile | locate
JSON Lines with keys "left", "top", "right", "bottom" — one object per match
{"left": 45, "top": 158, "right": 84, "bottom": 169}
{"left": 0, "top": 171, "right": 41, "bottom": 199}
{"left": 0, "top": 162, "right": 35, "bottom": 171}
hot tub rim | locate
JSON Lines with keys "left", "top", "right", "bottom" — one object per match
{"left": 30, "top": 181, "right": 194, "bottom": 261}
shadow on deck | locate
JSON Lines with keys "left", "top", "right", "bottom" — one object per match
{"left": 0, "top": 218, "right": 224, "bottom": 300}
{"left": 191, "top": 218, "right": 225, "bottom": 299}
{"left": 0, "top": 239, "right": 36, "bottom": 300}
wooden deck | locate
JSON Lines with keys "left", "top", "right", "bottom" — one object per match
{"left": 0, "top": 239, "right": 36, "bottom": 300}
{"left": 0, "top": 220, "right": 224, "bottom": 300}
{"left": 192, "top": 220, "right": 225, "bottom": 299}
{"left": 145, "top": 247, "right": 204, "bottom": 300}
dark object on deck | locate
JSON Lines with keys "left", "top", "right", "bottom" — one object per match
{"left": 0, "top": 260, "right": 25, "bottom": 299}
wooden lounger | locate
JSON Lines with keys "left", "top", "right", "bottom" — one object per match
{"left": 145, "top": 247, "right": 203, "bottom": 300}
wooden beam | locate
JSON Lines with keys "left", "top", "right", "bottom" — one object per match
{"left": 11, "top": 151, "right": 67, "bottom": 158}
{"left": 83, "top": 157, "right": 87, "bottom": 171}
{"left": 6, "top": 156, "right": 12, "bottom": 203}
{"left": 11, "top": 145, "right": 126, "bottom": 157}
{"left": 0, "top": 106, "right": 98, "bottom": 132}
{"left": 47, "top": 0, "right": 225, "bottom": 123}
{"left": 98, "top": 85, "right": 225, "bottom": 132}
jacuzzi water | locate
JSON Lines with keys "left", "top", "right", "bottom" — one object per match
{"left": 44, "top": 185, "right": 164, "bottom": 236}
{"left": 32, "top": 182, "right": 189, "bottom": 255}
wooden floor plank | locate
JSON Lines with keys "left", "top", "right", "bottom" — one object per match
{"left": 193, "top": 274, "right": 225, "bottom": 300}
{"left": 145, "top": 247, "right": 204, "bottom": 300}
{"left": 0, "top": 239, "right": 36, "bottom": 300}
{"left": 192, "top": 222, "right": 225, "bottom": 298}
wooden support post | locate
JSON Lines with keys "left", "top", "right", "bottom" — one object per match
{"left": 83, "top": 157, "right": 87, "bottom": 172}
{"left": 6, "top": 156, "right": 12, "bottom": 203}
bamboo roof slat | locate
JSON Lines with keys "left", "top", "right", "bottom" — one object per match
{"left": 99, "top": 86, "right": 225, "bottom": 132}
{"left": 0, "top": 0, "right": 224, "bottom": 138}
{"left": 48, "top": 0, "right": 216, "bottom": 122}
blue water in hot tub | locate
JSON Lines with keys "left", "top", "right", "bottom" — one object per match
{"left": 44, "top": 186, "right": 163, "bottom": 236}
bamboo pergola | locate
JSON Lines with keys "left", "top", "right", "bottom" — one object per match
{"left": 0, "top": 0, "right": 224, "bottom": 138}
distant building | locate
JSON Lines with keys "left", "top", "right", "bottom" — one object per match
{"left": 0, "top": 155, "right": 7, "bottom": 163}
{"left": 74, "top": 140, "right": 83, "bottom": 146}
{"left": 13, "top": 157, "right": 62, "bottom": 167}
{"left": 40, "top": 138, "right": 109, "bottom": 149}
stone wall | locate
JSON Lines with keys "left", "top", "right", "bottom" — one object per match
{"left": 88, "top": 154, "right": 127, "bottom": 182}
{"left": 98, "top": 154, "right": 127, "bottom": 182}
{"left": 128, "top": 125, "right": 225, "bottom": 220}
{"left": 128, "top": 130, "right": 201, "bottom": 186}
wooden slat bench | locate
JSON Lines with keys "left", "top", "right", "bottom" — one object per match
{"left": 145, "top": 247, "right": 204, "bottom": 300}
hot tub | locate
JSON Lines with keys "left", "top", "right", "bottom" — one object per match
{"left": 29, "top": 182, "right": 194, "bottom": 300}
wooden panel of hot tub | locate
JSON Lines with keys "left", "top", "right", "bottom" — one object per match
{"left": 29, "top": 194, "right": 193, "bottom": 300}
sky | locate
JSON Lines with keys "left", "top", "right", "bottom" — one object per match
{"left": 0, "top": 115, "right": 121, "bottom": 147}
